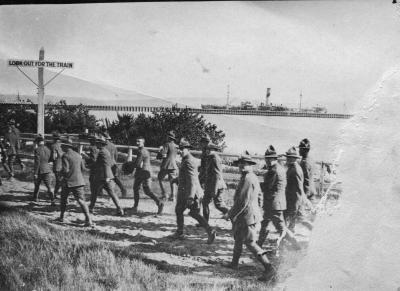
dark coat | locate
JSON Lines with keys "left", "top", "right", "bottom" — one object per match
{"left": 160, "top": 141, "right": 178, "bottom": 170}
{"left": 95, "top": 147, "right": 114, "bottom": 180}
{"left": 134, "top": 147, "right": 152, "bottom": 177}
{"left": 105, "top": 141, "right": 118, "bottom": 166}
{"left": 34, "top": 144, "right": 52, "bottom": 175}
{"left": 4, "top": 127, "right": 21, "bottom": 155}
{"left": 286, "top": 162, "right": 304, "bottom": 211}
{"left": 50, "top": 141, "right": 64, "bottom": 172}
{"left": 263, "top": 163, "right": 287, "bottom": 211}
{"left": 198, "top": 150, "right": 208, "bottom": 185}
{"left": 300, "top": 155, "right": 316, "bottom": 197}
{"left": 86, "top": 145, "right": 99, "bottom": 174}
{"left": 177, "top": 153, "right": 203, "bottom": 203}
{"left": 62, "top": 148, "right": 86, "bottom": 188}
{"left": 204, "top": 152, "right": 226, "bottom": 196}
{"left": 228, "top": 170, "right": 262, "bottom": 226}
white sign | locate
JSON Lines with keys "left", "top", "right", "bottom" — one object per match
{"left": 8, "top": 59, "right": 73, "bottom": 69}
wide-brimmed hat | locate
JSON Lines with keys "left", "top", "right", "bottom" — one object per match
{"left": 206, "top": 143, "right": 221, "bottom": 151}
{"left": 299, "top": 138, "right": 311, "bottom": 150}
{"left": 284, "top": 146, "right": 301, "bottom": 158}
{"left": 200, "top": 134, "right": 211, "bottom": 143}
{"left": 167, "top": 130, "right": 176, "bottom": 140}
{"left": 95, "top": 135, "right": 108, "bottom": 145}
{"left": 8, "top": 119, "right": 15, "bottom": 125}
{"left": 103, "top": 132, "right": 111, "bottom": 140}
{"left": 264, "top": 145, "right": 278, "bottom": 158}
{"left": 179, "top": 138, "right": 192, "bottom": 149}
{"left": 52, "top": 132, "right": 61, "bottom": 139}
{"left": 60, "top": 137, "right": 74, "bottom": 148}
{"left": 233, "top": 151, "right": 257, "bottom": 166}
{"left": 35, "top": 134, "right": 44, "bottom": 143}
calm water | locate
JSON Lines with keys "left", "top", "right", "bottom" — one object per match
{"left": 92, "top": 111, "right": 348, "bottom": 162}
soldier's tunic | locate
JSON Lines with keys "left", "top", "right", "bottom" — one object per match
{"left": 285, "top": 162, "right": 304, "bottom": 231}
{"left": 33, "top": 144, "right": 54, "bottom": 202}
{"left": 133, "top": 147, "right": 161, "bottom": 208}
{"left": 202, "top": 151, "right": 229, "bottom": 222}
{"left": 228, "top": 170, "right": 266, "bottom": 261}
{"left": 50, "top": 140, "right": 64, "bottom": 196}
{"left": 4, "top": 126, "right": 21, "bottom": 177}
{"left": 198, "top": 150, "right": 208, "bottom": 186}
{"left": 158, "top": 140, "right": 178, "bottom": 197}
{"left": 86, "top": 144, "right": 99, "bottom": 198}
{"left": 89, "top": 147, "right": 122, "bottom": 212}
{"left": 60, "top": 148, "right": 91, "bottom": 222}
{"left": 300, "top": 155, "right": 316, "bottom": 199}
{"left": 175, "top": 153, "right": 211, "bottom": 235}
{"left": 105, "top": 140, "right": 126, "bottom": 196}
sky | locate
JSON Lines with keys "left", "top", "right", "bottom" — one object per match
{"left": 1, "top": 1, "right": 400, "bottom": 112}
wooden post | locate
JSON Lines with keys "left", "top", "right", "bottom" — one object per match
{"left": 127, "top": 147, "right": 133, "bottom": 162}
{"left": 37, "top": 47, "right": 45, "bottom": 136}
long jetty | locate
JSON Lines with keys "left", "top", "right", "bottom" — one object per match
{"left": 0, "top": 102, "right": 352, "bottom": 119}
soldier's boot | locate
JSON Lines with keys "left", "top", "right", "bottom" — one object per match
{"left": 283, "top": 229, "right": 301, "bottom": 250}
{"left": 116, "top": 207, "right": 125, "bottom": 216}
{"left": 48, "top": 192, "right": 56, "bottom": 207}
{"left": 223, "top": 249, "right": 241, "bottom": 270}
{"left": 157, "top": 201, "right": 165, "bottom": 215}
{"left": 207, "top": 228, "right": 216, "bottom": 244}
{"left": 257, "top": 227, "right": 269, "bottom": 248}
{"left": 257, "top": 253, "right": 276, "bottom": 282}
{"left": 168, "top": 182, "right": 176, "bottom": 201}
{"left": 131, "top": 205, "right": 138, "bottom": 214}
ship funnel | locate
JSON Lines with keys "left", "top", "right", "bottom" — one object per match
{"left": 266, "top": 88, "right": 271, "bottom": 106}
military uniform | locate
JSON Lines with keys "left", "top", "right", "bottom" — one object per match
{"left": 175, "top": 149, "right": 215, "bottom": 241}
{"left": 4, "top": 125, "right": 21, "bottom": 179}
{"left": 258, "top": 162, "right": 300, "bottom": 248}
{"left": 33, "top": 143, "right": 54, "bottom": 203}
{"left": 285, "top": 161, "right": 304, "bottom": 232}
{"left": 50, "top": 139, "right": 64, "bottom": 197}
{"left": 59, "top": 147, "right": 92, "bottom": 226}
{"left": 158, "top": 140, "right": 178, "bottom": 200}
{"left": 300, "top": 155, "right": 316, "bottom": 199}
{"left": 90, "top": 144, "right": 124, "bottom": 215}
{"left": 226, "top": 159, "right": 273, "bottom": 279}
{"left": 105, "top": 139, "right": 127, "bottom": 197}
{"left": 133, "top": 146, "right": 163, "bottom": 213}
{"left": 86, "top": 143, "right": 99, "bottom": 200}
{"left": 202, "top": 150, "right": 229, "bottom": 222}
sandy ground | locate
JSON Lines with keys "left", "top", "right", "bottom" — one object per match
{"left": 0, "top": 172, "right": 319, "bottom": 288}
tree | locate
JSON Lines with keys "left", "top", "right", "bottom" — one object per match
{"left": 107, "top": 108, "right": 226, "bottom": 150}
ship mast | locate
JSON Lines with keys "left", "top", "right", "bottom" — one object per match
{"left": 226, "top": 84, "right": 230, "bottom": 108}
{"left": 299, "top": 90, "right": 302, "bottom": 111}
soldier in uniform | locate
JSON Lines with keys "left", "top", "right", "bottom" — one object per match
{"left": 132, "top": 136, "right": 164, "bottom": 215}
{"left": 89, "top": 135, "right": 124, "bottom": 216}
{"left": 284, "top": 146, "right": 313, "bottom": 232}
{"left": 32, "top": 135, "right": 55, "bottom": 205}
{"left": 104, "top": 132, "right": 127, "bottom": 197}
{"left": 172, "top": 138, "right": 216, "bottom": 244}
{"left": 4, "top": 119, "right": 22, "bottom": 180}
{"left": 299, "top": 138, "right": 316, "bottom": 200}
{"left": 57, "top": 138, "right": 93, "bottom": 227}
{"left": 257, "top": 146, "right": 300, "bottom": 250}
{"left": 223, "top": 154, "right": 274, "bottom": 281}
{"left": 202, "top": 143, "right": 229, "bottom": 223}
{"left": 84, "top": 135, "right": 99, "bottom": 201}
{"left": 158, "top": 130, "right": 179, "bottom": 201}
{"left": 198, "top": 134, "right": 211, "bottom": 187}
{"left": 50, "top": 132, "right": 64, "bottom": 198}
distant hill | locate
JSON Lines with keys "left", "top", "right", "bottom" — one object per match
{"left": 0, "top": 59, "right": 180, "bottom": 107}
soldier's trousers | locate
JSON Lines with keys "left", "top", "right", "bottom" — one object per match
{"left": 133, "top": 173, "right": 161, "bottom": 208}
{"left": 158, "top": 169, "right": 178, "bottom": 197}
{"left": 175, "top": 198, "right": 212, "bottom": 235}
{"left": 90, "top": 179, "right": 122, "bottom": 211}
{"left": 112, "top": 164, "right": 127, "bottom": 196}
{"left": 202, "top": 188, "right": 229, "bottom": 222}
{"left": 60, "top": 185, "right": 91, "bottom": 222}
{"left": 53, "top": 171, "right": 63, "bottom": 196}
{"left": 7, "top": 154, "right": 15, "bottom": 177}
{"left": 232, "top": 222, "right": 270, "bottom": 264}
{"left": 33, "top": 173, "right": 54, "bottom": 201}
{"left": 285, "top": 208, "right": 313, "bottom": 232}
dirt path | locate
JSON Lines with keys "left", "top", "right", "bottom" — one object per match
{"left": 0, "top": 177, "right": 314, "bottom": 287}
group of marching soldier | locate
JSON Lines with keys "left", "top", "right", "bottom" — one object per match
{"left": 1, "top": 119, "right": 316, "bottom": 281}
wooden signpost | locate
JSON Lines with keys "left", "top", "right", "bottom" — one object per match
{"left": 8, "top": 48, "right": 74, "bottom": 136}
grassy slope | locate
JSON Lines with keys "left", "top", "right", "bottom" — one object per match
{"left": 0, "top": 206, "right": 270, "bottom": 291}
